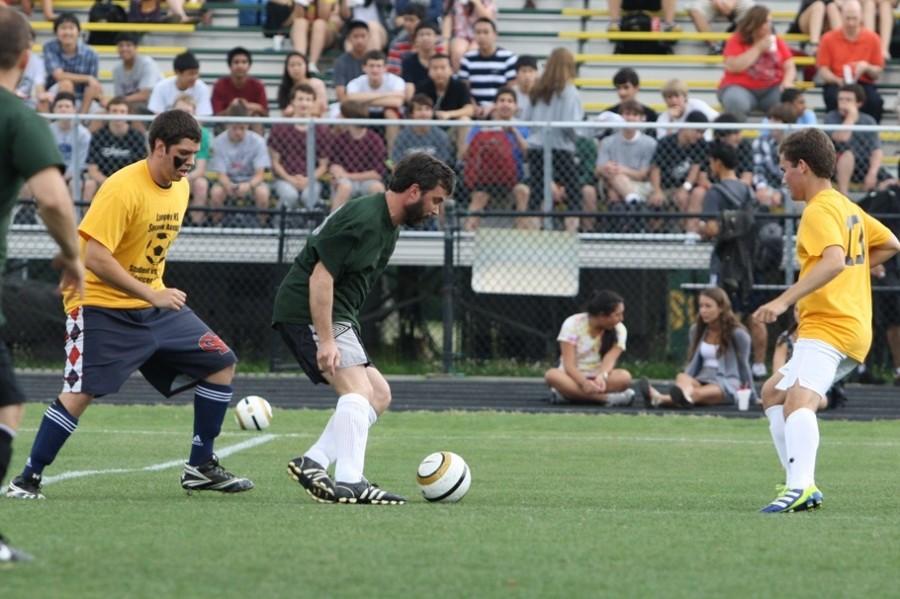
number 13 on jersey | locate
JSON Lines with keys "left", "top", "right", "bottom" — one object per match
{"left": 846, "top": 215, "right": 865, "bottom": 266}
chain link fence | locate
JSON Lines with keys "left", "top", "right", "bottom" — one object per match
{"left": 6, "top": 112, "right": 900, "bottom": 378}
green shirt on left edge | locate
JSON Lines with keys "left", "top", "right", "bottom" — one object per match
{"left": 0, "top": 88, "right": 65, "bottom": 326}
{"left": 273, "top": 194, "right": 399, "bottom": 330}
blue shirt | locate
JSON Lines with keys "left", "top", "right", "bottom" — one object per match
{"left": 43, "top": 39, "right": 99, "bottom": 92}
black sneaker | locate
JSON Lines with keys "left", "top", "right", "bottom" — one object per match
{"left": 637, "top": 377, "right": 655, "bottom": 408}
{"left": 668, "top": 385, "right": 693, "bottom": 408}
{"left": 334, "top": 478, "right": 406, "bottom": 505}
{"left": 181, "top": 454, "right": 254, "bottom": 494}
{"left": 5, "top": 474, "right": 45, "bottom": 500}
{"left": 0, "top": 535, "right": 32, "bottom": 565}
{"left": 287, "top": 456, "right": 336, "bottom": 503}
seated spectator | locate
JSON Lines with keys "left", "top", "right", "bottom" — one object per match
{"left": 461, "top": 88, "right": 529, "bottom": 231}
{"left": 752, "top": 103, "right": 796, "bottom": 209}
{"left": 209, "top": 103, "right": 272, "bottom": 227}
{"left": 649, "top": 111, "right": 709, "bottom": 233}
{"left": 172, "top": 94, "right": 211, "bottom": 225}
{"left": 656, "top": 79, "right": 719, "bottom": 139}
{"left": 277, "top": 52, "right": 329, "bottom": 116}
{"left": 608, "top": 0, "right": 678, "bottom": 32}
{"left": 544, "top": 290, "right": 636, "bottom": 406}
{"left": 337, "top": 0, "right": 388, "bottom": 51}
{"left": 760, "top": 88, "right": 817, "bottom": 131}
{"left": 392, "top": 93, "right": 454, "bottom": 165}
{"left": 401, "top": 21, "right": 441, "bottom": 98}
{"left": 609, "top": 67, "right": 658, "bottom": 125}
{"left": 711, "top": 113, "right": 753, "bottom": 186}
{"left": 860, "top": 0, "right": 894, "bottom": 59}
{"left": 112, "top": 33, "right": 162, "bottom": 115}
{"left": 212, "top": 47, "right": 269, "bottom": 121}
{"left": 328, "top": 100, "right": 387, "bottom": 211}
{"left": 718, "top": 6, "right": 796, "bottom": 121}
{"left": 688, "top": 0, "right": 753, "bottom": 54}
{"left": 129, "top": 0, "right": 192, "bottom": 23}
{"left": 148, "top": 51, "right": 213, "bottom": 116}
{"left": 15, "top": 0, "right": 56, "bottom": 20}
{"left": 42, "top": 13, "right": 102, "bottom": 114}
{"left": 638, "top": 287, "right": 755, "bottom": 408}
{"left": 268, "top": 83, "right": 330, "bottom": 211}
{"left": 15, "top": 26, "right": 51, "bottom": 112}
{"left": 415, "top": 53, "right": 474, "bottom": 154}
{"left": 289, "top": 0, "right": 340, "bottom": 74}
{"left": 596, "top": 99, "right": 657, "bottom": 219}
{"left": 826, "top": 83, "right": 891, "bottom": 195}
{"left": 523, "top": 48, "right": 583, "bottom": 228}
{"left": 511, "top": 54, "right": 537, "bottom": 118}
{"left": 83, "top": 97, "right": 147, "bottom": 202}
{"left": 48, "top": 92, "right": 91, "bottom": 199}
{"left": 817, "top": 0, "right": 884, "bottom": 122}
{"left": 458, "top": 18, "right": 517, "bottom": 118}
{"left": 387, "top": 4, "right": 425, "bottom": 75}
{"left": 444, "top": 0, "right": 497, "bottom": 71}
{"left": 346, "top": 50, "right": 406, "bottom": 151}
{"left": 701, "top": 141, "right": 771, "bottom": 377}
{"left": 333, "top": 20, "right": 370, "bottom": 103}
{"left": 786, "top": 0, "right": 842, "bottom": 54}
{"left": 392, "top": 0, "right": 442, "bottom": 25}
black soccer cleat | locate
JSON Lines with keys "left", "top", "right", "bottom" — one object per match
{"left": 287, "top": 456, "right": 336, "bottom": 503}
{"left": 0, "top": 535, "right": 33, "bottom": 565}
{"left": 181, "top": 454, "right": 254, "bottom": 494}
{"left": 5, "top": 473, "right": 45, "bottom": 500}
{"left": 334, "top": 478, "right": 406, "bottom": 505}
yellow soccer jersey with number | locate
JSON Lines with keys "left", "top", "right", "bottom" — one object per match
{"left": 64, "top": 160, "right": 189, "bottom": 312}
{"left": 795, "top": 188, "right": 894, "bottom": 362}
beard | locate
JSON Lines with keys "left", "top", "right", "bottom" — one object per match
{"left": 404, "top": 197, "right": 430, "bottom": 226}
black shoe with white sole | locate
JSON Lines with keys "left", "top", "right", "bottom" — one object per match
{"left": 334, "top": 479, "right": 406, "bottom": 505}
{"left": 181, "top": 454, "right": 254, "bottom": 493}
{"left": 287, "top": 456, "right": 336, "bottom": 503}
{"left": 5, "top": 473, "right": 44, "bottom": 500}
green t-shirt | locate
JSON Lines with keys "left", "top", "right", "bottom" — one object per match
{"left": 273, "top": 194, "right": 399, "bottom": 328}
{"left": 0, "top": 88, "right": 65, "bottom": 326}
{"left": 197, "top": 127, "right": 212, "bottom": 160}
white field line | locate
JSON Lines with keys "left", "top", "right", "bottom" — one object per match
{"left": 41, "top": 434, "right": 276, "bottom": 486}
{"left": 18, "top": 428, "right": 900, "bottom": 449}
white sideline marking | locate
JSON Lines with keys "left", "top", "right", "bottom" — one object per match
{"left": 42, "top": 434, "right": 276, "bottom": 486}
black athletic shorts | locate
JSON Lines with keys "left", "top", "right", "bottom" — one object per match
{"left": 0, "top": 340, "right": 26, "bottom": 408}
{"left": 275, "top": 321, "right": 371, "bottom": 385}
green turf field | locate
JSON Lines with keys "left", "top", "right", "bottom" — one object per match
{"left": 3, "top": 404, "right": 899, "bottom": 597}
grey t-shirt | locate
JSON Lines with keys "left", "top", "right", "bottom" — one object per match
{"left": 824, "top": 110, "right": 880, "bottom": 162}
{"left": 50, "top": 122, "right": 91, "bottom": 179}
{"left": 596, "top": 131, "right": 657, "bottom": 171}
{"left": 209, "top": 130, "right": 271, "bottom": 182}
{"left": 113, "top": 55, "right": 162, "bottom": 98}
{"left": 333, "top": 52, "right": 365, "bottom": 88}
{"left": 390, "top": 127, "right": 454, "bottom": 165}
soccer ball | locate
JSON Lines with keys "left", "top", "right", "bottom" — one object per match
{"left": 234, "top": 395, "right": 272, "bottom": 430}
{"left": 416, "top": 451, "right": 471, "bottom": 503}
{"left": 145, "top": 232, "right": 171, "bottom": 265}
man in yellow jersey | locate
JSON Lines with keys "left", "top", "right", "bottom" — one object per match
{"left": 753, "top": 128, "right": 900, "bottom": 513}
{"left": 6, "top": 110, "right": 254, "bottom": 501}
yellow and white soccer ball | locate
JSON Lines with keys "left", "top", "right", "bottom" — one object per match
{"left": 416, "top": 451, "right": 471, "bottom": 503}
{"left": 234, "top": 395, "right": 273, "bottom": 430}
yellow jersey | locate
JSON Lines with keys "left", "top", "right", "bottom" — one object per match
{"left": 64, "top": 160, "right": 189, "bottom": 312}
{"left": 796, "top": 188, "right": 894, "bottom": 362}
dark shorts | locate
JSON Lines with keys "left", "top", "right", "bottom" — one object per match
{"left": 275, "top": 321, "right": 371, "bottom": 385}
{"left": 526, "top": 148, "right": 580, "bottom": 210}
{"left": 63, "top": 306, "right": 237, "bottom": 398}
{"left": 0, "top": 341, "right": 26, "bottom": 408}
{"left": 470, "top": 184, "right": 515, "bottom": 198}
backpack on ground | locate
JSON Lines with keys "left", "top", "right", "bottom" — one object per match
{"left": 614, "top": 11, "right": 674, "bottom": 55}
{"left": 463, "top": 129, "right": 519, "bottom": 191}
{"left": 87, "top": 0, "right": 129, "bottom": 46}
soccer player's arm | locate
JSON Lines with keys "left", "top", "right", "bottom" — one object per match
{"left": 864, "top": 212, "right": 900, "bottom": 267}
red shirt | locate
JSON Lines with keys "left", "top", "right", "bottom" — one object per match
{"left": 211, "top": 76, "right": 269, "bottom": 115}
{"left": 719, "top": 33, "right": 793, "bottom": 90}
{"left": 817, "top": 28, "right": 884, "bottom": 85}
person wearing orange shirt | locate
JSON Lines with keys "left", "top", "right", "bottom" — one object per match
{"left": 753, "top": 128, "right": 900, "bottom": 513}
{"left": 816, "top": 0, "right": 884, "bottom": 121}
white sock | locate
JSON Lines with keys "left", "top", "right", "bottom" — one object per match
{"left": 765, "top": 405, "right": 788, "bottom": 482}
{"left": 785, "top": 408, "right": 819, "bottom": 490}
{"left": 332, "top": 393, "right": 374, "bottom": 484}
{"left": 305, "top": 413, "right": 337, "bottom": 469}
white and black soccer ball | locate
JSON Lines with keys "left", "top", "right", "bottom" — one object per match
{"left": 234, "top": 395, "right": 272, "bottom": 430}
{"left": 416, "top": 451, "right": 471, "bottom": 503}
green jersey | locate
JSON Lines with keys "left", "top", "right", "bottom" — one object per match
{"left": 273, "top": 194, "right": 399, "bottom": 328}
{"left": 0, "top": 88, "right": 65, "bottom": 326}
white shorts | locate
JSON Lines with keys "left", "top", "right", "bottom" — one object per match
{"left": 775, "top": 338, "right": 859, "bottom": 399}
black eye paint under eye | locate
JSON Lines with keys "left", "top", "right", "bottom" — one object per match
{"left": 173, "top": 155, "right": 187, "bottom": 169}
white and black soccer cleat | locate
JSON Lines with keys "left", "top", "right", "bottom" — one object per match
{"left": 287, "top": 456, "right": 336, "bottom": 503}
{"left": 181, "top": 454, "right": 254, "bottom": 494}
{"left": 334, "top": 478, "right": 406, "bottom": 505}
{"left": 5, "top": 474, "right": 45, "bottom": 500}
